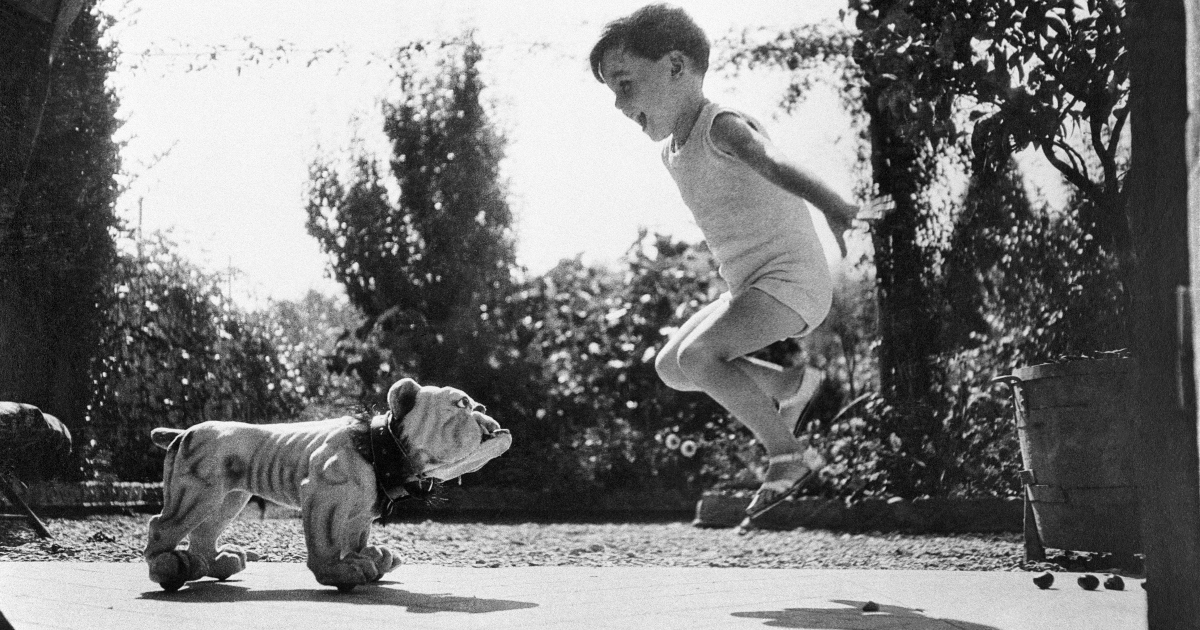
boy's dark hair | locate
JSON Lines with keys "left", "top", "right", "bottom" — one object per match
{"left": 588, "top": 4, "right": 710, "bottom": 83}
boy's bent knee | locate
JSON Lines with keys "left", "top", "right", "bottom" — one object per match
{"left": 656, "top": 350, "right": 698, "bottom": 391}
{"left": 676, "top": 341, "right": 727, "bottom": 382}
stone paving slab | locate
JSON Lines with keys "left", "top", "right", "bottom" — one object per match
{"left": 0, "top": 562, "right": 1146, "bottom": 630}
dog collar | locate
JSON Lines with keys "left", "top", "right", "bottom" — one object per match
{"left": 361, "top": 412, "right": 435, "bottom": 503}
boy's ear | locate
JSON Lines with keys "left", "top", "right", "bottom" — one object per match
{"left": 669, "top": 51, "right": 685, "bottom": 76}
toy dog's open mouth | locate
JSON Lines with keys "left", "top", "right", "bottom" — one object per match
{"left": 422, "top": 429, "right": 512, "bottom": 481}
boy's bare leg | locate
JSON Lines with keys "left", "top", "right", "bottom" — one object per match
{"left": 655, "top": 294, "right": 730, "bottom": 393}
{"left": 655, "top": 290, "right": 822, "bottom": 499}
{"left": 659, "top": 293, "right": 811, "bottom": 396}
{"left": 671, "top": 289, "right": 805, "bottom": 458}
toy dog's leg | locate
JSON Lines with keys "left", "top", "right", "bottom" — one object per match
{"left": 145, "top": 491, "right": 227, "bottom": 592}
{"left": 144, "top": 432, "right": 229, "bottom": 592}
{"left": 300, "top": 469, "right": 397, "bottom": 590}
{"left": 186, "top": 490, "right": 253, "bottom": 580}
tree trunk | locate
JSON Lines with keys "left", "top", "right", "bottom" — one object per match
{"left": 1126, "top": 0, "right": 1200, "bottom": 625}
{"left": 865, "top": 86, "right": 939, "bottom": 415}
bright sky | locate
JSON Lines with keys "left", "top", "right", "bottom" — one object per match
{"left": 101, "top": 0, "right": 867, "bottom": 305}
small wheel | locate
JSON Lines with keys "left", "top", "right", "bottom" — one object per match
{"left": 160, "top": 579, "right": 186, "bottom": 593}
{"left": 335, "top": 583, "right": 356, "bottom": 593}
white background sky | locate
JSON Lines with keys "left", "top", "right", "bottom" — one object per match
{"left": 99, "top": 1, "right": 897, "bottom": 305}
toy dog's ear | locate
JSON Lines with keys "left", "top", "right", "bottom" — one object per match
{"left": 387, "top": 378, "right": 421, "bottom": 420}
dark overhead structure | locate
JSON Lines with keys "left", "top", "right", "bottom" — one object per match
{"left": 0, "top": 0, "right": 86, "bottom": 229}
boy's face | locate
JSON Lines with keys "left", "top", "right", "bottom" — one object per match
{"left": 599, "top": 47, "right": 681, "bottom": 142}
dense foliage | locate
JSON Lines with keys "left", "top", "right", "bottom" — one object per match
{"left": 85, "top": 233, "right": 353, "bottom": 480}
{"left": 0, "top": 4, "right": 121, "bottom": 444}
{"left": 480, "top": 235, "right": 745, "bottom": 498}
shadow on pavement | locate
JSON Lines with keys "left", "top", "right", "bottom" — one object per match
{"left": 733, "top": 599, "right": 1001, "bottom": 629}
{"left": 139, "top": 579, "right": 538, "bottom": 614}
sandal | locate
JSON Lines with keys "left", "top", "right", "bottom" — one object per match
{"left": 776, "top": 366, "right": 824, "bottom": 437}
{"left": 745, "top": 447, "right": 826, "bottom": 519}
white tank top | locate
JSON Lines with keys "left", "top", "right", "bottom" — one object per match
{"left": 663, "top": 101, "right": 832, "bottom": 332}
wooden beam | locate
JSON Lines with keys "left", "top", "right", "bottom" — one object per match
{"left": 0, "top": 472, "right": 50, "bottom": 539}
{"left": 1186, "top": 0, "right": 1200, "bottom": 618}
{"left": 1128, "top": 0, "right": 1200, "bottom": 627}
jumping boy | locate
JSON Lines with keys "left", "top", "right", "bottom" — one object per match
{"left": 590, "top": 4, "right": 860, "bottom": 519}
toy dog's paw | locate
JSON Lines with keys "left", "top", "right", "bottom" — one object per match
{"left": 361, "top": 544, "right": 401, "bottom": 579}
{"left": 209, "top": 544, "right": 247, "bottom": 580}
{"left": 148, "top": 550, "right": 209, "bottom": 592}
{"left": 310, "top": 553, "right": 380, "bottom": 588}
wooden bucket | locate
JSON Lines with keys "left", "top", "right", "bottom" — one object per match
{"left": 1007, "top": 358, "right": 1142, "bottom": 554}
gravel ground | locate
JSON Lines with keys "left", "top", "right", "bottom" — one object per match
{"left": 0, "top": 514, "right": 1032, "bottom": 571}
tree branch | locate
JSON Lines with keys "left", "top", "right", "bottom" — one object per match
{"left": 1041, "top": 142, "right": 1101, "bottom": 199}
{"left": 1090, "top": 112, "right": 1119, "bottom": 194}
{"left": 1106, "top": 107, "right": 1128, "bottom": 164}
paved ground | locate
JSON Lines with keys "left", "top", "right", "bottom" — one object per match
{"left": 0, "top": 562, "right": 1146, "bottom": 630}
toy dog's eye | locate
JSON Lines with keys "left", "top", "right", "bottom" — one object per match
{"left": 455, "top": 396, "right": 471, "bottom": 409}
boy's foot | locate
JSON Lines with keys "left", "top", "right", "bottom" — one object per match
{"left": 745, "top": 447, "right": 826, "bottom": 519}
{"left": 776, "top": 366, "right": 824, "bottom": 437}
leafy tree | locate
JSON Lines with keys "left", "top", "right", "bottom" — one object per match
{"left": 305, "top": 35, "right": 516, "bottom": 404}
{"left": 845, "top": 0, "right": 1131, "bottom": 313}
{"left": 0, "top": 3, "right": 120, "bottom": 463}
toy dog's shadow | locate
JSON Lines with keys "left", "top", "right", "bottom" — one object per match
{"left": 140, "top": 579, "right": 538, "bottom": 614}
{"left": 733, "top": 600, "right": 1001, "bottom": 629}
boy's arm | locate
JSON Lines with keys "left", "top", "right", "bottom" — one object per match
{"left": 711, "top": 112, "right": 858, "bottom": 257}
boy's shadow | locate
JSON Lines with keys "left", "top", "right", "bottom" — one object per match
{"left": 733, "top": 600, "right": 1000, "bottom": 629}
{"left": 140, "top": 579, "right": 538, "bottom": 615}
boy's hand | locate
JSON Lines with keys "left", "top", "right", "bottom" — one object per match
{"left": 826, "top": 201, "right": 857, "bottom": 258}
{"left": 859, "top": 196, "right": 895, "bottom": 221}
{"left": 827, "top": 197, "right": 895, "bottom": 258}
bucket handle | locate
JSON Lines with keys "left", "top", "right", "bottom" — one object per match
{"left": 990, "top": 375, "right": 1028, "bottom": 430}
{"left": 990, "top": 374, "right": 1022, "bottom": 390}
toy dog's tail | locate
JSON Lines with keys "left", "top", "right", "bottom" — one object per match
{"left": 150, "top": 427, "right": 184, "bottom": 450}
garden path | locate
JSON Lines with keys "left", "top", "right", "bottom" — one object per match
{"left": 0, "top": 562, "right": 1146, "bottom": 629}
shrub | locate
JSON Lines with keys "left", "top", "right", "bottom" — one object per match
{"left": 452, "top": 233, "right": 743, "bottom": 498}
{"left": 86, "top": 233, "right": 313, "bottom": 480}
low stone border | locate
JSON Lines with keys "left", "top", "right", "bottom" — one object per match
{"left": 2, "top": 481, "right": 162, "bottom": 511}
{"left": 1, "top": 481, "right": 698, "bottom": 519}
{"left": 693, "top": 492, "right": 1023, "bottom": 533}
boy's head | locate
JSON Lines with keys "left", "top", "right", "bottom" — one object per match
{"left": 588, "top": 4, "right": 710, "bottom": 84}
{"left": 590, "top": 4, "right": 710, "bottom": 141}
